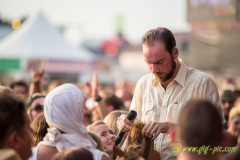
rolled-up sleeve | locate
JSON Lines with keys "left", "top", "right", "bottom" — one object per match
{"left": 200, "top": 77, "right": 225, "bottom": 123}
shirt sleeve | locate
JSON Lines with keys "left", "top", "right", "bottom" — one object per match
{"left": 129, "top": 79, "right": 143, "bottom": 120}
{"left": 200, "top": 77, "right": 225, "bottom": 123}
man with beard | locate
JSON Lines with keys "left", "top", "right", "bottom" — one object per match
{"left": 117, "top": 27, "right": 225, "bottom": 160}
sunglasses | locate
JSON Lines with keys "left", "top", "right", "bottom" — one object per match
{"left": 32, "top": 105, "right": 44, "bottom": 112}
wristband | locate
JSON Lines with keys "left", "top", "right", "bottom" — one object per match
{"left": 94, "top": 96, "right": 102, "bottom": 102}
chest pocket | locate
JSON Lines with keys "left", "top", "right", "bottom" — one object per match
{"left": 171, "top": 102, "right": 185, "bottom": 123}
{"left": 173, "top": 102, "right": 186, "bottom": 111}
{"left": 141, "top": 103, "right": 154, "bottom": 115}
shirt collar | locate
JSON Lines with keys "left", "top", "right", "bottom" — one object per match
{"left": 151, "top": 58, "right": 187, "bottom": 87}
{"left": 173, "top": 59, "right": 187, "bottom": 87}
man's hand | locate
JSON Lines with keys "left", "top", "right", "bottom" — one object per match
{"left": 31, "top": 68, "right": 44, "bottom": 83}
{"left": 117, "top": 114, "right": 134, "bottom": 132}
{"left": 142, "top": 121, "right": 168, "bottom": 141}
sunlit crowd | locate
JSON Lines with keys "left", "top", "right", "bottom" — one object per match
{"left": 0, "top": 69, "right": 240, "bottom": 160}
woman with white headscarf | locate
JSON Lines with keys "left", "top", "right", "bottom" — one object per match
{"left": 29, "top": 84, "right": 108, "bottom": 160}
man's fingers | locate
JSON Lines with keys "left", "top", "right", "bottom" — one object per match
{"left": 117, "top": 118, "right": 123, "bottom": 130}
{"left": 120, "top": 118, "right": 133, "bottom": 131}
{"left": 148, "top": 123, "right": 159, "bottom": 138}
{"left": 151, "top": 127, "right": 162, "bottom": 141}
{"left": 144, "top": 122, "right": 156, "bottom": 138}
{"left": 122, "top": 117, "right": 134, "bottom": 127}
{"left": 117, "top": 115, "right": 133, "bottom": 132}
{"left": 142, "top": 121, "right": 151, "bottom": 137}
{"left": 120, "top": 114, "right": 133, "bottom": 127}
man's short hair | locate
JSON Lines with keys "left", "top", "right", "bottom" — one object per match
{"left": 142, "top": 27, "right": 176, "bottom": 54}
{"left": 177, "top": 100, "right": 223, "bottom": 148}
{"left": 0, "top": 95, "right": 26, "bottom": 147}
{"left": 10, "top": 80, "right": 29, "bottom": 91}
{"left": 104, "top": 93, "right": 124, "bottom": 110}
{"left": 0, "top": 86, "right": 15, "bottom": 97}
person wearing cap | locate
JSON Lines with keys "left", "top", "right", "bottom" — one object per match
{"left": 27, "top": 93, "right": 45, "bottom": 122}
{"left": 221, "top": 90, "right": 235, "bottom": 129}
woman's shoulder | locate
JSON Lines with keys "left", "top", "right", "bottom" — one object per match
{"left": 37, "top": 145, "right": 58, "bottom": 160}
{"left": 29, "top": 142, "right": 58, "bottom": 160}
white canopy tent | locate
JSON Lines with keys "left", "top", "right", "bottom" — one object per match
{"left": 0, "top": 12, "right": 96, "bottom": 74}
{"left": 0, "top": 12, "right": 95, "bottom": 61}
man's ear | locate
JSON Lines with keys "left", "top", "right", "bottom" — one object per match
{"left": 169, "top": 126, "right": 177, "bottom": 142}
{"left": 220, "top": 131, "right": 230, "bottom": 148}
{"left": 7, "top": 131, "right": 21, "bottom": 151}
{"left": 172, "top": 47, "right": 179, "bottom": 59}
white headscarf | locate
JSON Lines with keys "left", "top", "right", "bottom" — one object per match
{"left": 42, "top": 83, "right": 107, "bottom": 160}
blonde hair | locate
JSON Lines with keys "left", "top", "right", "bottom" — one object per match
{"left": 31, "top": 112, "right": 49, "bottom": 147}
{"left": 234, "top": 97, "right": 240, "bottom": 108}
{"left": 229, "top": 107, "right": 240, "bottom": 122}
{"left": 103, "top": 110, "right": 129, "bottom": 135}
{"left": 87, "top": 131, "right": 104, "bottom": 151}
{"left": 88, "top": 120, "right": 117, "bottom": 159}
{"left": 87, "top": 120, "right": 106, "bottom": 131}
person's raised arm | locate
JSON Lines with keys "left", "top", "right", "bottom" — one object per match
{"left": 29, "top": 68, "right": 44, "bottom": 96}
{"left": 85, "top": 72, "right": 109, "bottom": 120}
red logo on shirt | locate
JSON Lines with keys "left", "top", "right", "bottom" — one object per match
{"left": 174, "top": 102, "right": 178, "bottom": 104}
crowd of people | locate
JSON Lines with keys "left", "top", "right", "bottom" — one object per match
{"left": 0, "top": 27, "right": 240, "bottom": 160}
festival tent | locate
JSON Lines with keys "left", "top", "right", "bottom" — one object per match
{"left": 0, "top": 12, "right": 95, "bottom": 74}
